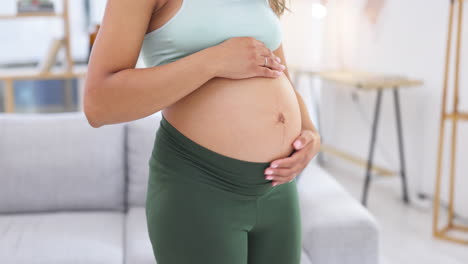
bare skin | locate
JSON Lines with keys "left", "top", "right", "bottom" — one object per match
{"left": 84, "top": 0, "right": 321, "bottom": 186}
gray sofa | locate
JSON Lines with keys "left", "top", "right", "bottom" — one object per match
{"left": 0, "top": 111, "right": 379, "bottom": 264}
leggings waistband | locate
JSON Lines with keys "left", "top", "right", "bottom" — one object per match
{"left": 149, "top": 114, "right": 277, "bottom": 196}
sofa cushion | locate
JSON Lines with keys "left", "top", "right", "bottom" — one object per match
{"left": 297, "top": 161, "right": 379, "bottom": 264}
{"left": 125, "top": 207, "right": 315, "bottom": 264}
{"left": 0, "top": 211, "right": 124, "bottom": 264}
{"left": 125, "top": 112, "right": 162, "bottom": 207}
{"left": 0, "top": 112, "right": 126, "bottom": 213}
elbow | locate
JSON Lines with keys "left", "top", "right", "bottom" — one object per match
{"left": 83, "top": 80, "right": 105, "bottom": 128}
{"left": 84, "top": 109, "right": 102, "bottom": 128}
{"left": 83, "top": 98, "right": 103, "bottom": 128}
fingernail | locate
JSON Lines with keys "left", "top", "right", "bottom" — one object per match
{"left": 276, "top": 57, "right": 281, "bottom": 63}
{"left": 294, "top": 141, "right": 302, "bottom": 148}
{"left": 265, "top": 169, "right": 273, "bottom": 174}
{"left": 271, "top": 163, "right": 278, "bottom": 168}
{"left": 280, "top": 65, "right": 285, "bottom": 70}
{"left": 275, "top": 71, "right": 282, "bottom": 76}
{"left": 266, "top": 176, "right": 274, "bottom": 180}
{"left": 272, "top": 182, "right": 278, "bottom": 187}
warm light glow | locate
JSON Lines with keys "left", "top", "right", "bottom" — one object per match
{"left": 311, "top": 3, "right": 327, "bottom": 20}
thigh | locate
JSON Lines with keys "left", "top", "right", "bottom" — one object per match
{"left": 146, "top": 169, "right": 257, "bottom": 264}
{"left": 248, "top": 180, "right": 302, "bottom": 264}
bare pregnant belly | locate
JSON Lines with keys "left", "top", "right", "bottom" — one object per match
{"left": 162, "top": 73, "right": 302, "bottom": 163}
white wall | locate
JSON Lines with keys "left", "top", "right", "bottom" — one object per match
{"left": 279, "top": 0, "right": 325, "bottom": 70}
{"left": 320, "top": 0, "right": 468, "bottom": 218}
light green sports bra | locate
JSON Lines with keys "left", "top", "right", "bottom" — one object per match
{"left": 140, "top": 0, "right": 283, "bottom": 67}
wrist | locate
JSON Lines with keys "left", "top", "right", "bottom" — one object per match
{"left": 301, "top": 123, "right": 315, "bottom": 133}
{"left": 302, "top": 126, "right": 320, "bottom": 140}
{"left": 203, "top": 45, "right": 223, "bottom": 78}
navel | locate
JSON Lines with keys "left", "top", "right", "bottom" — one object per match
{"left": 277, "top": 112, "right": 286, "bottom": 124}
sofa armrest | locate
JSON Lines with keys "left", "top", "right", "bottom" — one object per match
{"left": 296, "top": 162, "right": 380, "bottom": 264}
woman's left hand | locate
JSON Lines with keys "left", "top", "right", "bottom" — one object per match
{"left": 264, "top": 129, "right": 321, "bottom": 187}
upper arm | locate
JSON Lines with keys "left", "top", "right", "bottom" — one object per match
{"left": 86, "top": 0, "right": 158, "bottom": 83}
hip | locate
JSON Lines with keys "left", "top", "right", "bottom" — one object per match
{"left": 148, "top": 113, "right": 297, "bottom": 198}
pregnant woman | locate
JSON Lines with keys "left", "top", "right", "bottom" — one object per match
{"left": 84, "top": 0, "right": 321, "bottom": 263}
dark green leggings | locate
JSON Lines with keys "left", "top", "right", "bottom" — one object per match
{"left": 146, "top": 114, "right": 302, "bottom": 264}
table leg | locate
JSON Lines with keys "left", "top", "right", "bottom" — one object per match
{"left": 362, "top": 89, "right": 383, "bottom": 206}
{"left": 393, "top": 87, "right": 410, "bottom": 204}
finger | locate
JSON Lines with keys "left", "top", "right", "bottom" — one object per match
{"left": 271, "top": 180, "right": 286, "bottom": 186}
{"left": 256, "top": 45, "right": 282, "bottom": 66}
{"left": 257, "top": 55, "right": 270, "bottom": 67}
{"left": 256, "top": 43, "right": 273, "bottom": 57}
{"left": 293, "top": 130, "right": 314, "bottom": 150}
{"left": 266, "top": 48, "right": 282, "bottom": 64}
{"left": 256, "top": 56, "right": 285, "bottom": 72}
{"left": 265, "top": 55, "right": 286, "bottom": 72}
{"left": 265, "top": 167, "right": 296, "bottom": 178}
{"left": 269, "top": 151, "right": 303, "bottom": 168}
{"left": 256, "top": 66, "right": 283, "bottom": 78}
{"left": 255, "top": 47, "right": 284, "bottom": 70}
{"left": 270, "top": 174, "right": 296, "bottom": 186}
{"left": 265, "top": 162, "right": 303, "bottom": 178}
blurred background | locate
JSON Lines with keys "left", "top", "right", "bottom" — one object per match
{"left": 1, "top": 0, "right": 468, "bottom": 263}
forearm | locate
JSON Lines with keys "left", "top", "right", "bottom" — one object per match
{"left": 293, "top": 88, "right": 317, "bottom": 132}
{"left": 84, "top": 47, "right": 218, "bottom": 128}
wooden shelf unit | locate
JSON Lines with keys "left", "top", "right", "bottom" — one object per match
{"left": 0, "top": 0, "right": 86, "bottom": 113}
{"left": 0, "top": 12, "right": 62, "bottom": 19}
{"left": 433, "top": 0, "right": 468, "bottom": 246}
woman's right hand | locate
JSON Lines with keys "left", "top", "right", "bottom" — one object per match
{"left": 210, "top": 37, "right": 286, "bottom": 79}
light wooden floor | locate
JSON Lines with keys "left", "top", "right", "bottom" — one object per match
{"left": 321, "top": 163, "right": 468, "bottom": 264}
